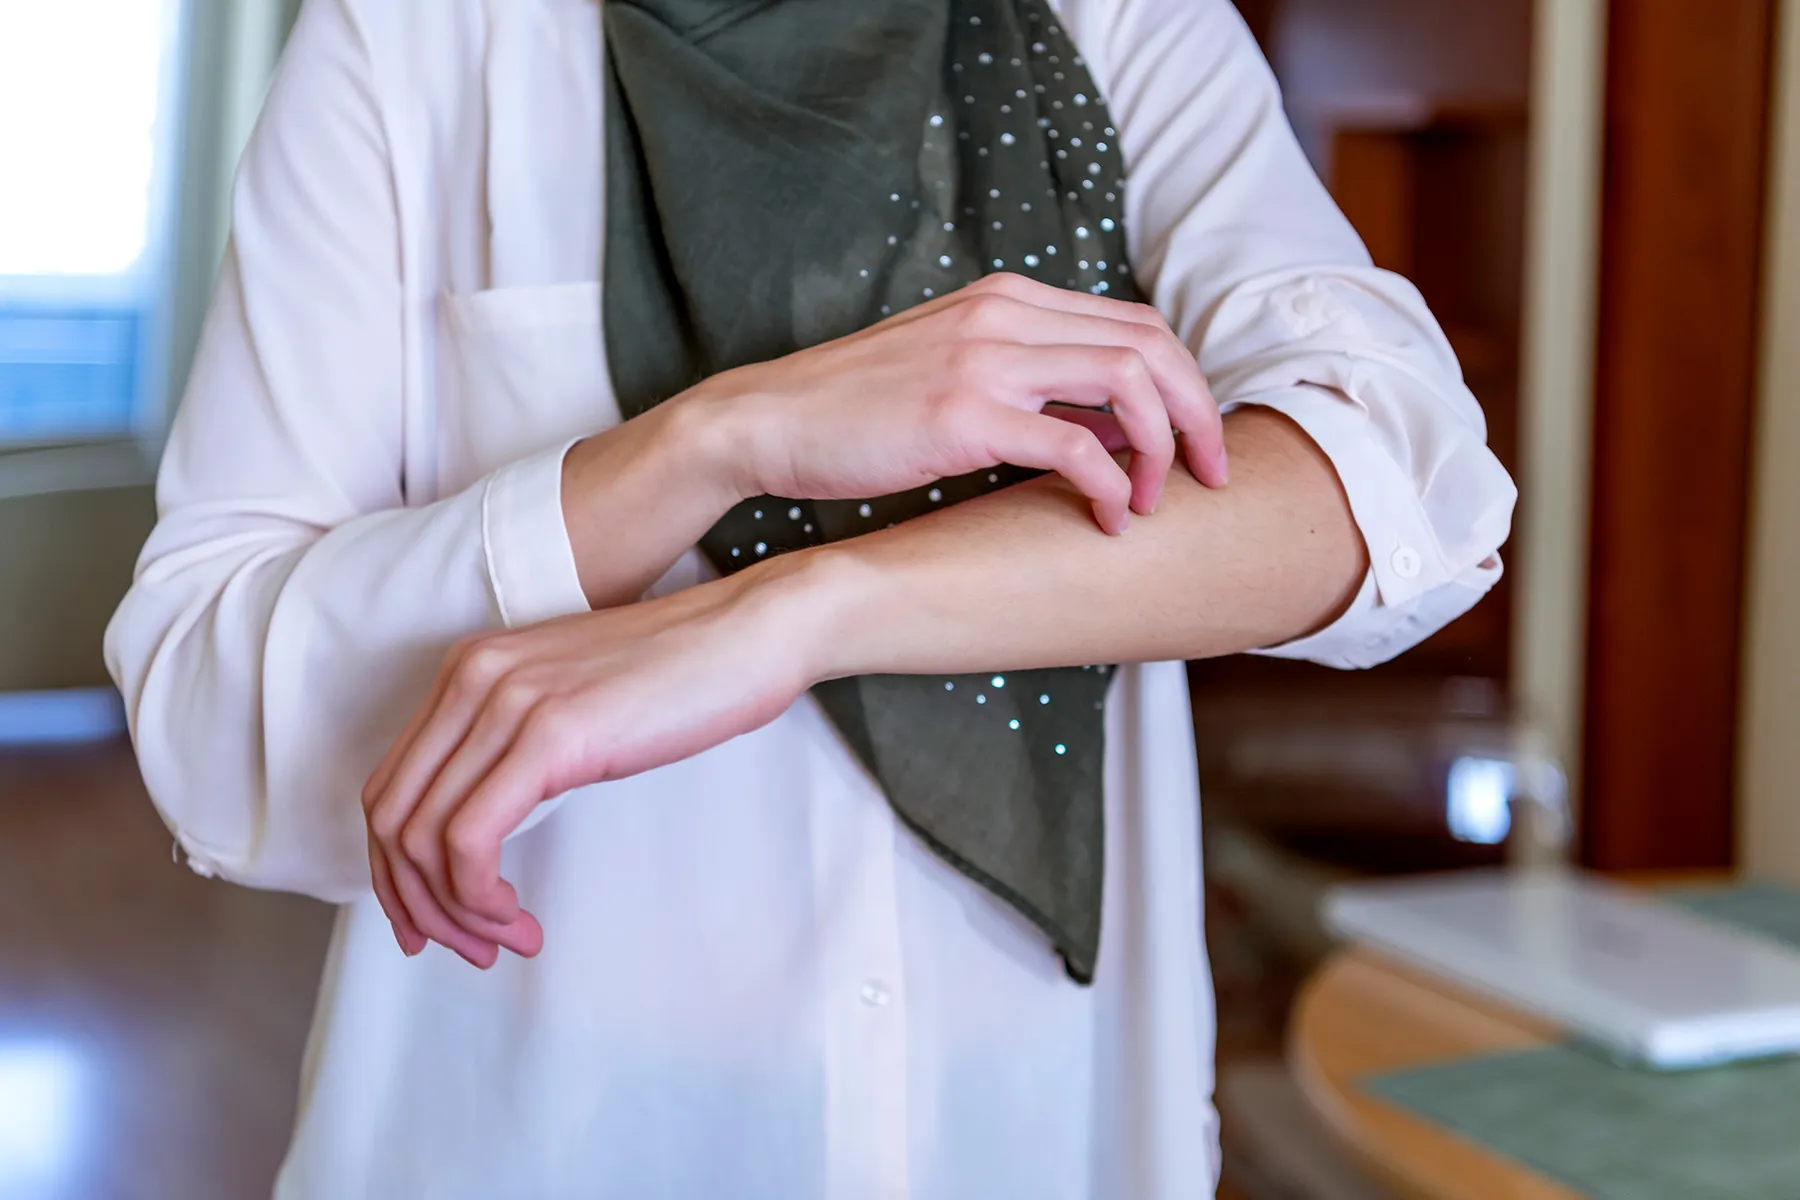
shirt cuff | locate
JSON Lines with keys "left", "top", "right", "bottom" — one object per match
{"left": 1229, "top": 385, "right": 1498, "bottom": 669}
{"left": 1253, "top": 565, "right": 1502, "bottom": 669}
{"left": 481, "top": 439, "right": 592, "bottom": 628}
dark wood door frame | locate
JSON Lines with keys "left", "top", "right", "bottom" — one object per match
{"left": 1581, "top": 0, "right": 1780, "bottom": 870}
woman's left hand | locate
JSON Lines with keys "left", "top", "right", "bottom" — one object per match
{"left": 361, "top": 562, "right": 830, "bottom": 967}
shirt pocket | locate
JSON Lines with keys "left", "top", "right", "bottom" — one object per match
{"left": 439, "top": 281, "right": 622, "bottom": 489}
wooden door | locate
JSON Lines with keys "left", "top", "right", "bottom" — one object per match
{"left": 1580, "top": 0, "right": 1778, "bottom": 870}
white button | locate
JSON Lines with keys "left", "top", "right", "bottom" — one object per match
{"left": 1391, "top": 546, "right": 1423, "bottom": 579}
{"left": 859, "top": 980, "right": 892, "bottom": 1008}
{"left": 1281, "top": 291, "right": 1334, "bottom": 337}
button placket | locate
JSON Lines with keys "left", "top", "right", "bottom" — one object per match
{"left": 809, "top": 718, "right": 911, "bottom": 1200}
{"left": 844, "top": 819, "right": 909, "bottom": 1200}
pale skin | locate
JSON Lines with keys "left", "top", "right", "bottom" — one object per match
{"left": 361, "top": 274, "right": 1369, "bottom": 967}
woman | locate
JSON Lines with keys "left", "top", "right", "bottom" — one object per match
{"left": 106, "top": 0, "right": 1515, "bottom": 1194}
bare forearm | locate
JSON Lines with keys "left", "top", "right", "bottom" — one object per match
{"left": 781, "top": 407, "right": 1368, "bottom": 680}
{"left": 560, "top": 273, "right": 1238, "bottom": 609}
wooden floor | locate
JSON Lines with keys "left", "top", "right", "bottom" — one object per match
{"left": 0, "top": 740, "right": 333, "bottom": 1200}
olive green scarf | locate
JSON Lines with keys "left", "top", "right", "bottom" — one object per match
{"left": 603, "top": 0, "right": 1142, "bottom": 983}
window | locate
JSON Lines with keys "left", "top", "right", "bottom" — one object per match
{"left": 0, "top": 0, "right": 187, "bottom": 445}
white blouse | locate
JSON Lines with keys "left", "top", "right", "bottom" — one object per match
{"left": 104, "top": 0, "right": 1516, "bottom": 1195}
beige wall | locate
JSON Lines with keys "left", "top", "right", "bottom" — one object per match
{"left": 1513, "top": 0, "right": 1607, "bottom": 800}
{"left": 1740, "top": 0, "right": 1800, "bottom": 883}
{"left": 0, "top": 486, "right": 155, "bottom": 691}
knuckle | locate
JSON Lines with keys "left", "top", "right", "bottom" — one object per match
{"left": 369, "top": 806, "right": 404, "bottom": 843}
{"left": 458, "top": 641, "right": 512, "bottom": 689}
{"left": 1058, "top": 423, "right": 1100, "bottom": 462}
{"left": 490, "top": 674, "right": 538, "bottom": 718}
{"left": 446, "top": 820, "right": 487, "bottom": 866}
{"left": 399, "top": 824, "right": 438, "bottom": 866}
{"left": 1134, "top": 326, "right": 1178, "bottom": 367}
{"left": 1063, "top": 431, "right": 1125, "bottom": 496}
{"left": 1122, "top": 321, "right": 1156, "bottom": 348}
{"left": 1103, "top": 346, "right": 1149, "bottom": 386}
{"left": 971, "top": 271, "right": 1027, "bottom": 298}
{"left": 957, "top": 293, "right": 1012, "bottom": 336}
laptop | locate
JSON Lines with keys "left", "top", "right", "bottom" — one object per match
{"left": 1323, "top": 869, "right": 1800, "bottom": 1069}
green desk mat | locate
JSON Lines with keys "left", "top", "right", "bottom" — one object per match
{"left": 1359, "top": 884, "right": 1800, "bottom": 1200}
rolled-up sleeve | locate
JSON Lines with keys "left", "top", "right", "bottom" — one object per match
{"left": 1064, "top": 0, "right": 1518, "bottom": 669}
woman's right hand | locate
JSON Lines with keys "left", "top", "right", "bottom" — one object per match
{"left": 678, "top": 272, "right": 1228, "bottom": 536}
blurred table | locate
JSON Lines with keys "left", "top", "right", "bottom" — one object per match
{"left": 1290, "top": 949, "right": 1579, "bottom": 1199}
{"left": 1290, "top": 874, "right": 1735, "bottom": 1200}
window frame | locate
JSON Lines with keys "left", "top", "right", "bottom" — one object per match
{"left": 0, "top": 0, "right": 299, "bottom": 496}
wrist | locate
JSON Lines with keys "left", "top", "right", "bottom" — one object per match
{"left": 561, "top": 397, "right": 740, "bottom": 517}
{"left": 662, "top": 373, "right": 766, "bottom": 507}
{"left": 563, "top": 380, "right": 760, "bottom": 524}
{"left": 732, "top": 545, "right": 884, "bottom": 687}
{"left": 557, "top": 385, "right": 757, "bottom": 609}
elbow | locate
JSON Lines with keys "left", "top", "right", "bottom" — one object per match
{"left": 106, "top": 594, "right": 276, "bottom": 886}
{"left": 103, "top": 552, "right": 367, "bottom": 904}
